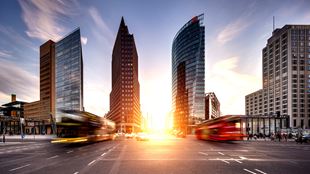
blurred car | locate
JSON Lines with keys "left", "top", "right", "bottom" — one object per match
{"left": 136, "top": 132, "right": 149, "bottom": 141}
{"left": 176, "top": 131, "right": 186, "bottom": 138}
{"left": 125, "top": 133, "right": 135, "bottom": 139}
{"left": 295, "top": 134, "right": 310, "bottom": 143}
{"left": 302, "top": 134, "right": 310, "bottom": 143}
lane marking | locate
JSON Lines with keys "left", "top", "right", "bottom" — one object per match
{"left": 88, "top": 160, "right": 96, "bottom": 166}
{"left": 47, "top": 155, "right": 59, "bottom": 160}
{"left": 218, "top": 152, "right": 225, "bottom": 155}
{"left": 9, "top": 164, "right": 31, "bottom": 172}
{"left": 234, "top": 159, "right": 242, "bottom": 163}
{"left": 198, "top": 152, "right": 208, "bottom": 156}
{"left": 221, "top": 159, "right": 230, "bottom": 164}
{"left": 101, "top": 152, "right": 106, "bottom": 157}
{"left": 67, "top": 150, "right": 73, "bottom": 154}
{"left": 73, "top": 172, "right": 79, "bottom": 174}
{"left": 239, "top": 156, "right": 247, "bottom": 160}
{"left": 243, "top": 169, "right": 257, "bottom": 174}
{"left": 254, "top": 169, "right": 267, "bottom": 174}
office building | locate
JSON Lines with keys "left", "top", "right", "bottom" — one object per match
{"left": 24, "top": 40, "right": 56, "bottom": 134}
{"left": 107, "top": 17, "right": 141, "bottom": 133}
{"left": 245, "top": 89, "right": 264, "bottom": 116}
{"left": 246, "top": 25, "right": 310, "bottom": 129}
{"left": 172, "top": 14, "right": 205, "bottom": 133}
{"left": 55, "top": 29, "right": 84, "bottom": 122}
{"left": 205, "top": 92, "right": 220, "bottom": 120}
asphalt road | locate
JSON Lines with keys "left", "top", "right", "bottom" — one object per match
{"left": 0, "top": 136, "right": 310, "bottom": 174}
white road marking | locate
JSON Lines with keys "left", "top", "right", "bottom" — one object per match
{"left": 221, "top": 159, "right": 230, "bottom": 164}
{"left": 67, "top": 150, "right": 73, "bottom": 154}
{"left": 198, "top": 152, "right": 208, "bottom": 156}
{"left": 218, "top": 152, "right": 225, "bottom": 155}
{"left": 239, "top": 156, "right": 248, "bottom": 160}
{"left": 73, "top": 172, "right": 79, "bottom": 174}
{"left": 9, "top": 164, "right": 31, "bottom": 171}
{"left": 47, "top": 155, "right": 59, "bottom": 160}
{"left": 254, "top": 169, "right": 267, "bottom": 174}
{"left": 234, "top": 159, "right": 242, "bottom": 163}
{"left": 101, "top": 152, "right": 106, "bottom": 157}
{"left": 243, "top": 169, "right": 257, "bottom": 174}
{"left": 88, "top": 160, "right": 96, "bottom": 166}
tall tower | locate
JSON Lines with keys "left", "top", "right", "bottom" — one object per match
{"left": 55, "top": 28, "right": 84, "bottom": 122}
{"left": 108, "top": 17, "right": 141, "bottom": 133}
{"left": 40, "top": 40, "right": 56, "bottom": 119}
{"left": 172, "top": 14, "right": 205, "bottom": 134}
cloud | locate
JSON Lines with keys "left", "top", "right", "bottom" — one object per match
{"left": 0, "top": 25, "right": 37, "bottom": 52}
{"left": 0, "top": 50, "right": 12, "bottom": 58}
{"left": 18, "top": 0, "right": 79, "bottom": 41}
{"left": 216, "top": 3, "right": 256, "bottom": 45}
{"left": 81, "top": 36, "right": 88, "bottom": 45}
{"left": 0, "top": 59, "right": 39, "bottom": 103}
{"left": 206, "top": 57, "right": 261, "bottom": 115}
{"left": 88, "top": 7, "right": 114, "bottom": 43}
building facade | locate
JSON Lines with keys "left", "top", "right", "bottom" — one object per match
{"left": 55, "top": 29, "right": 84, "bottom": 122}
{"left": 107, "top": 17, "right": 141, "bottom": 133}
{"left": 245, "top": 25, "right": 310, "bottom": 129}
{"left": 205, "top": 92, "right": 220, "bottom": 120}
{"left": 0, "top": 94, "right": 27, "bottom": 134}
{"left": 40, "top": 40, "right": 56, "bottom": 121}
{"left": 174, "top": 62, "right": 189, "bottom": 133}
{"left": 172, "top": 14, "right": 205, "bottom": 133}
{"left": 245, "top": 89, "right": 264, "bottom": 116}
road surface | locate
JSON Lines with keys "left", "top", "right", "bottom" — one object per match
{"left": 0, "top": 136, "right": 310, "bottom": 174}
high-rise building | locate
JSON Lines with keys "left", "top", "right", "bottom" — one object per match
{"left": 107, "top": 17, "right": 141, "bottom": 133}
{"left": 172, "top": 14, "right": 205, "bottom": 133}
{"left": 55, "top": 29, "right": 84, "bottom": 122}
{"left": 24, "top": 40, "right": 56, "bottom": 134}
{"left": 205, "top": 92, "right": 220, "bottom": 120}
{"left": 246, "top": 25, "right": 310, "bottom": 129}
{"left": 174, "top": 62, "right": 188, "bottom": 133}
{"left": 40, "top": 40, "right": 56, "bottom": 120}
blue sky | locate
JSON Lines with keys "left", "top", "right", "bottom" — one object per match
{"left": 0, "top": 0, "right": 310, "bottom": 124}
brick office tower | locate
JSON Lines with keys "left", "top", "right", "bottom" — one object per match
{"left": 108, "top": 17, "right": 141, "bottom": 133}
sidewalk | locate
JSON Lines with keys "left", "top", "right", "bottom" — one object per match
{"left": 1, "top": 134, "right": 56, "bottom": 142}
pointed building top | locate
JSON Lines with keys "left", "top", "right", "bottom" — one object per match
{"left": 120, "top": 16, "right": 125, "bottom": 27}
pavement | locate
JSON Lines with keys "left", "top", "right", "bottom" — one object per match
{"left": 0, "top": 135, "right": 309, "bottom": 174}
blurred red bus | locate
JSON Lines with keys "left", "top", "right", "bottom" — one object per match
{"left": 195, "top": 115, "right": 245, "bottom": 141}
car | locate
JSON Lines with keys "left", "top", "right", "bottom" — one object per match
{"left": 295, "top": 134, "right": 310, "bottom": 143}
{"left": 125, "top": 133, "right": 135, "bottom": 139}
{"left": 136, "top": 132, "right": 149, "bottom": 141}
{"left": 302, "top": 134, "right": 310, "bottom": 143}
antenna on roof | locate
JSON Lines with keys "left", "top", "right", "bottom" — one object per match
{"left": 273, "top": 16, "right": 275, "bottom": 31}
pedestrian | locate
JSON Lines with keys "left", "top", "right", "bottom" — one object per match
{"left": 2, "top": 133, "right": 5, "bottom": 143}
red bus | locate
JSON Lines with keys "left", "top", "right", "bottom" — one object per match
{"left": 195, "top": 115, "right": 244, "bottom": 141}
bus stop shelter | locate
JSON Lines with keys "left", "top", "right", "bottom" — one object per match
{"left": 240, "top": 115, "right": 290, "bottom": 136}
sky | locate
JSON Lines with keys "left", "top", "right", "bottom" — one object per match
{"left": 0, "top": 0, "right": 310, "bottom": 128}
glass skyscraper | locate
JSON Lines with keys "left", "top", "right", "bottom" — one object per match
{"left": 172, "top": 14, "right": 205, "bottom": 132}
{"left": 55, "top": 29, "right": 84, "bottom": 122}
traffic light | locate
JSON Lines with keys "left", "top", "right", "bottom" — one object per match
{"left": 276, "top": 111, "right": 280, "bottom": 117}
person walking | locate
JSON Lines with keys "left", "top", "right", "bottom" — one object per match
{"left": 2, "top": 133, "right": 5, "bottom": 143}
